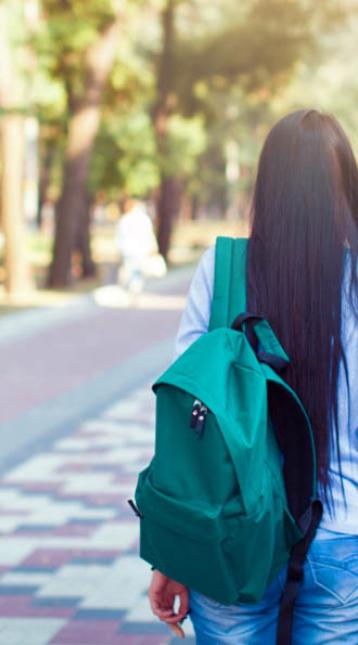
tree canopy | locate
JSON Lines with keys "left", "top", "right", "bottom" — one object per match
{"left": 0, "top": 0, "right": 356, "bottom": 290}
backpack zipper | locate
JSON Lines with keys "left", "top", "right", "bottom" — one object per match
{"left": 190, "top": 399, "right": 202, "bottom": 428}
{"left": 190, "top": 399, "right": 208, "bottom": 438}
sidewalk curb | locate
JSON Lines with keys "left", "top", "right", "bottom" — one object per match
{"left": 0, "top": 264, "right": 195, "bottom": 347}
{"left": 0, "top": 336, "right": 173, "bottom": 476}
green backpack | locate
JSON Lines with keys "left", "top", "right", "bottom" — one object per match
{"left": 130, "top": 237, "right": 322, "bottom": 644}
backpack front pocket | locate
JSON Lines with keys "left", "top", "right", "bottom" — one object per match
{"left": 136, "top": 466, "right": 226, "bottom": 543}
{"left": 135, "top": 466, "right": 238, "bottom": 604}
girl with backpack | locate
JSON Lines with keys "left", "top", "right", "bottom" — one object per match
{"left": 147, "top": 109, "right": 358, "bottom": 643}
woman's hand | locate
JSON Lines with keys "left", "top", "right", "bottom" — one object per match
{"left": 148, "top": 570, "right": 189, "bottom": 637}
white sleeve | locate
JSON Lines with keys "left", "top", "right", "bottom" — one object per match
{"left": 174, "top": 246, "right": 215, "bottom": 359}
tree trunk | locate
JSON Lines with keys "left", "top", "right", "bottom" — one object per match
{"left": 156, "top": 176, "right": 182, "bottom": 259}
{"left": 75, "top": 193, "right": 96, "bottom": 279}
{"left": 154, "top": 0, "right": 178, "bottom": 260}
{"left": 0, "top": 1, "right": 33, "bottom": 298}
{"left": 48, "top": 122, "right": 94, "bottom": 287}
{"left": 48, "top": 15, "right": 122, "bottom": 288}
{"left": 0, "top": 115, "right": 33, "bottom": 296}
{"left": 37, "top": 140, "right": 56, "bottom": 227}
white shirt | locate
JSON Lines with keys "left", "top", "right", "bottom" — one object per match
{"left": 117, "top": 206, "right": 156, "bottom": 260}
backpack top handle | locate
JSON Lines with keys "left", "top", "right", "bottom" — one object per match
{"left": 231, "top": 313, "right": 290, "bottom": 373}
{"left": 209, "top": 236, "right": 289, "bottom": 373}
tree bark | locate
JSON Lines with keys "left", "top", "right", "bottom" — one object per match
{"left": 48, "top": 14, "right": 122, "bottom": 288}
{"left": 0, "top": 1, "right": 33, "bottom": 297}
{"left": 0, "top": 115, "right": 33, "bottom": 295}
{"left": 156, "top": 176, "right": 182, "bottom": 258}
{"left": 154, "top": 0, "right": 179, "bottom": 260}
{"left": 37, "top": 139, "right": 56, "bottom": 227}
{"left": 75, "top": 193, "right": 96, "bottom": 279}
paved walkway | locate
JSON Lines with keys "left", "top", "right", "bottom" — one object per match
{"left": 0, "top": 384, "right": 195, "bottom": 644}
{"left": 0, "top": 267, "right": 193, "bottom": 474}
{"left": 0, "top": 268, "right": 198, "bottom": 644}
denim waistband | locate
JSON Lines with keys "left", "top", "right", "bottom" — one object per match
{"left": 315, "top": 526, "right": 357, "bottom": 539}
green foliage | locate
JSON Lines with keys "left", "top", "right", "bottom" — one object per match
{"left": 89, "top": 109, "right": 159, "bottom": 198}
{"left": 41, "top": 0, "right": 116, "bottom": 43}
{"left": 270, "top": 9, "right": 358, "bottom": 152}
{"left": 34, "top": 0, "right": 158, "bottom": 199}
{"left": 165, "top": 114, "right": 207, "bottom": 176}
{"left": 33, "top": 0, "right": 355, "bottom": 210}
{"left": 90, "top": 110, "right": 207, "bottom": 198}
{"left": 170, "top": 0, "right": 314, "bottom": 120}
{"left": 36, "top": 0, "right": 120, "bottom": 106}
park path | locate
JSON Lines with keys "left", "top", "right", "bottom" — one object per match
{"left": 0, "top": 266, "right": 198, "bottom": 644}
{"left": 0, "top": 267, "right": 193, "bottom": 473}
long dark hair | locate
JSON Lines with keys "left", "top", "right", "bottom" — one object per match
{"left": 247, "top": 109, "right": 358, "bottom": 498}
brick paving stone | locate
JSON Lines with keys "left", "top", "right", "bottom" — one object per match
{"left": 0, "top": 619, "right": 66, "bottom": 645}
{"left": 0, "top": 385, "right": 196, "bottom": 644}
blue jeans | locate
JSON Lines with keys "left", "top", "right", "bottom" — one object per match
{"left": 189, "top": 529, "right": 358, "bottom": 644}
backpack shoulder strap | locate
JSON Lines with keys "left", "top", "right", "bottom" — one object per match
{"left": 209, "top": 236, "right": 248, "bottom": 331}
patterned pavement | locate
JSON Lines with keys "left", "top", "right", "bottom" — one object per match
{"left": 0, "top": 384, "right": 196, "bottom": 645}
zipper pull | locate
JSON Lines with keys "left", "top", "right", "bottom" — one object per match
{"left": 190, "top": 399, "right": 202, "bottom": 428}
{"left": 195, "top": 404, "right": 208, "bottom": 438}
{"left": 127, "top": 499, "right": 143, "bottom": 518}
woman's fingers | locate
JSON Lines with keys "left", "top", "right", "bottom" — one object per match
{"left": 149, "top": 596, "right": 174, "bottom": 620}
{"left": 169, "top": 623, "right": 185, "bottom": 639}
{"left": 148, "top": 573, "right": 189, "bottom": 629}
{"left": 161, "top": 588, "right": 189, "bottom": 624}
{"left": 178, "top": 588, "right": 190, "bottom": 619}
{"left": 149, "top": 587, "right": 175, "bottom": 621}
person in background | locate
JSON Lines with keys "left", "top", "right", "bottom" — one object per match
{"left": 116, "top": 198, "right": 158, "bottom": 294}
